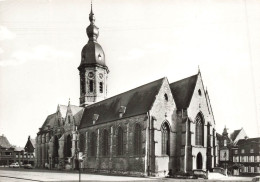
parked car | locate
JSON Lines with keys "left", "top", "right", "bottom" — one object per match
{"left": 24, "top": 164, "right": 33, "bottom": 169}
{"left": 252, "top": 176, "right": 260, "bottom": 182}
{"left": 9, "top": 163, "right": 19, "bottom": 168}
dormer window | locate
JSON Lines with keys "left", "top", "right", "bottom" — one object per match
{"left": 119, "top": 106, "right": 126, "bottom": 118}
{"left": 93, "top": 114, "right": 99, "bottom": 125}
{"left": 98, "top": 54, "right": 102, "bottom": 61}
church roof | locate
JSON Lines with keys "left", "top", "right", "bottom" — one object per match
{"left": 79, "top": 78, "right": 165, "bottom": 129}
{"left": 236, "top": 137, "right": 260, "bottom": 146}
{"left": 59, "top": 105, "right": 68, "bottom": 118}
{"left": 70, "top": 105, "right": 84, "bottom": 126}
{"left": 41, "top": 113, "right": 56, "bottom": 129}
{"left": 230, "top": 129, "right": 242, "bottom": 141}
{"left": 0, "top": 135, "right": 12, "bottom": 148}
{"left": 169, "top": 74, "right": 198, "bottom": 110}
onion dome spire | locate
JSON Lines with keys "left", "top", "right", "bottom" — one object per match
{"left": 89, "top": 2, "right": 95, "bottom": 24}
{"left": 79, "top": 2, "right": 108, "bottom": 71}
{"left": 87, "top": 2, "right": 99, "bottom": 42}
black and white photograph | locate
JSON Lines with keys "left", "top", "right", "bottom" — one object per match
{"left": 0, "top": 0, "right": 259, "bottom": 181}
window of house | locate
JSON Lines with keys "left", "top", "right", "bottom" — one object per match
{"left": 250, "top": 149, "right": 254, "bottom": 153}
{"left": 233, "top": 156, "right": 239, "bottom": 162}
{"left": 161, "top": 122, "right": 170, "bottom": 155}
{"left": 244, "top": 156, "right": 248, "bottom": 162}
{"left": 256, "top": 156, "right": 260, "bottom": 162}
{"left": 241, "top": 149, "right": 245, "bottom": 154}
{"left": 234, "top": 150, "right": 238, "bottom": 154}
{"left": 249, "top": 156, "right": 254, "bottom": 162}
{"left": 90, "top": 132, "right": 96, "bottom": 157}
{"left": 102, "top": 129, "right": 109, "bottom": 156}
{"left": 251, "top": 167, "right": 255, "bottom": 173}
{"left": 224, "top": 139, "right": 227, "bottom": 146}
{"left": 99, "top": 82, "right": 103, "bottom": 93}
{"left": 244, "top": 166, "right": 248, "bottom": 173}
{"left": 164, "top": 93, "right": 168, "bottom": 101}
{"left": 89, "top": 80, "right": 94, "bottom": 92}
{"left": 257, "top": 167, "right": 260, "bottom": 173}
{"left": 195, "top": 113, "right": 204, "bottom": 146}
{"left": 16, "top": 155, "right": 18, "bottom": 158}
{"left": 117, "top": 127, "right": 124, "bottom": 155}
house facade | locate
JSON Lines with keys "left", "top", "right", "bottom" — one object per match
{"left": 232, "top": 138, "right": 260, "bottom": 176}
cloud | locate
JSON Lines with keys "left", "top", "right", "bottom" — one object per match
{"left": 0, "top": 48, "right": 4, "bottom": 54}
{"left": 0, "top": 45, "right": 73, "bottom": 66}
{"left": 0, "top": 26, "right": 16, "bottom": 41}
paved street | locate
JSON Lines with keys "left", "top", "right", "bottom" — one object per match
{"left": 0, "top": 168, "right": 253, "bottom": 182}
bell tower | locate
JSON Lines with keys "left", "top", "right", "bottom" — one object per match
{"left": 78, "top": 3, "right": 109, "bottom": 107}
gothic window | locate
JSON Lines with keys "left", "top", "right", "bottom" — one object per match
{"left": 68, "top": 116, "right": 71, "bottom": 124}
{"left": 79, "top": 133, "right": 86, "bottom": 153}
{"left": 66, "top": 135, "right": 72, "bottom": 157}
{"left": 195, "top": 113, "right": 204, "bottom": 146}
{"left": 89, "top": 80, "right": 94, "bottom": 92}
{"left": 162, "top": 122, "right": 170, "bottom": 155}
{"left": 117, "top": 127, "right": 124, "bottom": 155}
{"left": 99, "top": 82, "right": 103, "bottom": 93}
{"left": 134, "top": 123, "right": 142, "bottom": 155}
{"left": 90, "top": 132, "right": 96, "bottom": 156}
{"left": 54, "top": 136, "right": 59, "bottom": 159}
{"left": 102, "top": 129, "right": 109, "bottom": 156}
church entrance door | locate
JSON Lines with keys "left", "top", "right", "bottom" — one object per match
{"left": 196, "top": 152, "right": 203, "bottom": 169}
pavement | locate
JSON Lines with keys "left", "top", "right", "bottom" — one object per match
{"left": 0, "top": 168, "right": 253, "bottom": 182}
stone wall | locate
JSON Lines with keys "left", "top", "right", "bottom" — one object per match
{"left": 79, "top": 114, "right": 148, "bottom": 176}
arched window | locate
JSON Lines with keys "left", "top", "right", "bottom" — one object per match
{"left": 79, "top": 133, "right": 86, "bottom": 153}
{"left": 117, "top": 127, "right": 124, "bottom": 155}
{"left": 54, "top": 136, "right": 59, "bottom": 159}
{"left": 162, "top": 122, "right": 170, "bottom": 155}
{"left": 164, "top": 93, "right": 168, "bottom": 101}
{"left": 198, "top": 89, "right": 202, "bottom": 96}
{"left": 195, "top": 113, "right": 204, "bottom": 146}
{"left": 90, "top": 132, "right": 96, "bottom": 156}
{"left": 102, "top": 129, "right": 109, "bottom": 156}
{"left": 99, "top": 82, "right": 103, "bottom": 93}
{"left": 66, "top": 135, "right": 72, "bottom": 157}
{"left": 89, "top": 80, "right": 94, "bottom": 92}
{"left": 134, "top": 124, "right": 142, "bottom": 155}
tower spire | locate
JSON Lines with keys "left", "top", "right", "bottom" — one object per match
{"left": 89, "top": 0, "right": 95, "bottom": 24}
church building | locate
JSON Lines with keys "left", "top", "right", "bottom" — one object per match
{"left": 36, "top": 4, "right": 218, "bottom": 177}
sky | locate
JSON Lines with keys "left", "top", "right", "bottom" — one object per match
{"left": 0, "top": 0, "right": 260, "bottom": 147}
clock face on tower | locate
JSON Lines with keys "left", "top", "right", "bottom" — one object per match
{"left": 99, "top": 73, "right": 103, "bottom": 79}
{"left": 88, "top": 72, "right": 94, "bottom": 78}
